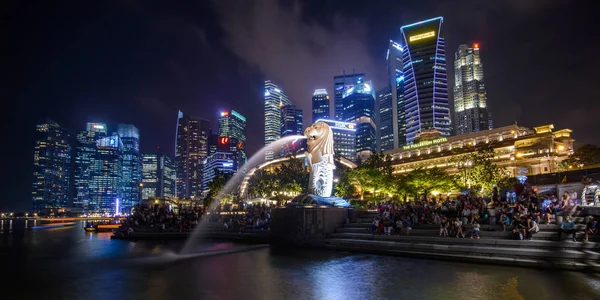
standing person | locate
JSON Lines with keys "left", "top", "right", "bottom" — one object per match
{"left": 471, "top": 220, "right": 481, "bottom": 239}
{"left": 455, "top": 218, "right": 465, "bottom": 238}
{"left": 584, "top": 216, "right": 598, "bottom": 243}
{"left": 558, "top": 215, "right": 577, "bottom": 242}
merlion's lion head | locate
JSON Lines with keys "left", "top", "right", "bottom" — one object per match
{"left": 304, "top": 122, "right": 334, "bottom": 164}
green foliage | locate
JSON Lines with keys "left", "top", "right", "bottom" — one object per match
{"left": 247, "top": 156, "right": 308, "bottom": 199}
{"left": 348, "top": 152, "right": 395, "bottom": 199}
{"left": 204, "top": 172, "right": 232, "bottom": 207}
{"left": 402, "top": 167, "right": 458, "bottom": 198}
{"left": 560, "top": 144, "right": 600, "bottom": 170}
{"left": 455, "top": 148, "right": 510, "bottom": 195}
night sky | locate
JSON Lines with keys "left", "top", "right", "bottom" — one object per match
{"left": 2, "top": 0, "right": 596, "bottom": 211}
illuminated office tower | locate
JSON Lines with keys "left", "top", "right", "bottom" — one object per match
{"left": 378, "top": 86, "right": 393, "bottom": 151}
{"left": 117, "top": 124, "right": 141, "bottom": 214}
{"left": 264, "top": 80, "right": 291, "bottom": 160}
{"left": 334, "top": 72, "right": 366, "bottom": 121}
{"left": 89, "top": 134, "right": 123, "bottom": 215}
{"left": 175, "top": 111, "right": 211, "bottom": 199}
{"left": 312, "top": 89, "right": 330, "bottom": 123}
{"left": 31, "top": 119, "right": 71, "bottom": 212}
{"left": 74, "top": 122, "right": 107, "bottom": 211}
{"left": 385, "top": 40, "right": 406, "bottom": 148}
{"left": 342, "top": 81, "right": 376, "bottom": 161}
{"left": 453, "top": 43, "right": 492, "bottom": 135}
{"left": 400, "top": 17, "right": 451, "bottom": 143}
{"left": 280, "top": 104, "right": 305, "bottom": 156}
{"left": 218, "top": 110, "right": 247, "bottom": 165}
{"left": 142, "top": 153, "right": 176, "bottom": 200}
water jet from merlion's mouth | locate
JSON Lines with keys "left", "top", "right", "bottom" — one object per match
{"left": 180, "top": 134, "right": 306, "bottom": 254}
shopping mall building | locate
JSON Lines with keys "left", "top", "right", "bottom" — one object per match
{"left": 384, "top": 124, "right": 574, "bottom": 177}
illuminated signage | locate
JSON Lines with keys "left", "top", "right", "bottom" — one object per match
{"left": 402, "top": 137, "right": 447, "bottom": 150}
{"left": 221, "top": 111, "right": 229, "bottom": 117}
{"left": 316, "top": 119, "right": 356, "bottom": 131}
{"left": 219, "top": 137, "right": 229, "bottom": 145}
{"left": 222, "top": 162, "right": 233, "bottom": 167}
{"left": 92, "top": 124, "right": 104, "bottom": 129}
{"left": 409, "top": 31, "right": 435, "bottom": 42}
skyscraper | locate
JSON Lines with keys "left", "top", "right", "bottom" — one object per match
{"left": 175, "top": 111, "right": 211, "bottom": 199}
{"left": 377, "top": 86, "right": 394, "bottom": 151}
{"left": 312, "top": 89, "right": 330, "bottom": 123}
{"left": 384, "top": 40, "right": 406, "bottom": 148}
{"left": 400, "top": 17, "right": 451, "bottom": 143}
{"left": 342, "top": 80, "right": 376, "bottom": 161}
{"left": 90, "top": 134, "right": 123, "bottom": 214}
{"left": 264, "top": 80, "right": 291, "bottom": 161}
{"left": 31, "top": 119, "right": 71, "bottom": 212}
{"left": 334, "top": 72, "right": 366, "bottom": 121}
{"left": 142, "top": 153, "right": 176, "bottom": 200}
{"left": 280, "top": 104, "right": 305, "bottom": 156}
{"left": 74, "top": 122, "right": 107, "bottom": 211}
{"left": 117, "top": 124, "right": 141, "bottom": 214}
{"left": 218, "top": 110, "right": 247, "bottom": 165}
{"left": 453, "top": 43, "right": 492, "bottom": 135}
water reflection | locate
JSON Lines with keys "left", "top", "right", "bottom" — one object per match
{"left": 0, "top": 221, "right": 599, "bottom": 300}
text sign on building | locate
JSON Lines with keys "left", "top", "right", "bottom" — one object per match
{"left": 409, "top": 31, "right": 435, "bottom": 42}
{"left": 402, "top": 137, "right": 447, "bottom": 150}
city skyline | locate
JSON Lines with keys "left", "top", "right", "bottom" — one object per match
{"left": 5, "top": 0, "right": 597, "bottom": 211}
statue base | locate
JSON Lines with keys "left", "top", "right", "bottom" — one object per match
{"left": 288, "top": 194, "right": 350, "bottom": 207}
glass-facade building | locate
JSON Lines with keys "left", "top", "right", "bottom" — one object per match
{"left": 74, "top": 123, "right": 107, "bottom": 211}
{"left": 175, "top": 111, "right": 211, "bottom": 199}
{"left": 90, "top": 134, "right": 123, "bottom": 215}
{"left": 334, "top": 72, "right": 365, "bottom": 121}
{"left": 315, "top": 119, "right": 356, "bottom": 161}
{"left": 218, "top": 110, "right": 247, "bottom": 166}
{"left": 201, "top": 151, "right": 238, "bottom": 192}
{"left": 280, "top": 104, "right": 305, "bottom": 156}
{"left": 385, "top": 40, "right": 406, "bottom": 148}
{"left": 264, "top": 80, "right": 292, "bottom": 161}
{"left": 342, "top": 81, "right": 376, "bottom": 161}
{"left": 117, "top": 124, "right": 141, "bottom": 214}
{"left": 312, "top": 89, "right": 330, "bottom": 123}
{"left": 31, "top": 119, "right": 71, "bottom": 212}
{"left": 378, "top": 86, "right": 393, "bottom": 152}
{"left": 453, "top": 43, "right": 492, "bottom": 135}
{"left": 142, "top": 153, "right": 176, "bottom": 200}
{"left": 400, "top": 17, "right": 451, "bottom": 143}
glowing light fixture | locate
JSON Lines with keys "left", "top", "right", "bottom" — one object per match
{"left": 409, "top": 31, "right": 436, "bottom": 42}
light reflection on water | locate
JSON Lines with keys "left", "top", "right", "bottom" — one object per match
{"left": 0, "top": 221, "right": 599, "bottom": 300}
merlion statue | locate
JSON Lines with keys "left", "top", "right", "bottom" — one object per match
{"left": 304, "top": 121, "right": 336, "bottom": 197}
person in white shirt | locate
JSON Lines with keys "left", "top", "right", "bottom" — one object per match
{"left": 455, "top": 218, "right": 464, "bottom": 238}
{"left": 471, "top": 220, "right": 481, "bottom": 239}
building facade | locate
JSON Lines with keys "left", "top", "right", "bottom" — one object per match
{"left": 175, "top": 111, "right": 211, "bottom": 199}
{"left": 280, "top": 104, "right": 305, "bottom": 157}
{"left": 385, "top": 124, "right": 574, "bottom": 177}
{"left": 386, "top": 40, "right": 406, "bottom": 149}
{"left": 31, "top": 119, "right": 71, "bottom": 212}
{"left": 74, "top": 122, "right": 108, "bottom": 211}
{"left": 201, "top": 151, "right": 238, "bottom": 192}
{"left": 90, "top": 135, "right": 123, "bottom": 215}
{"left": 218, "top": 110, "right": 247, "bottom": 165}
{"left": 265, "top": 80, "right": 292, "bottom": 161}
{"left": 400, "top": 17, "right": 451, "bottom": 144}
{"left": 377, "top": 86, "right": 394, "bottom": 152}
{"left": 453, "top": 43, "right": 492, "bottom": 135}
{"left": 117, "top": 124, "right": 141, "bottom": 214}
{"left": 312, "top": 89, "right": 330, "bottom": 123}
{"left": 142, "top": 153, "right": 176, "bottom": 200}
{"left": 334, "top": 72, "right": 366, "bottom": 121}
{"left": 342, "top": 80, "right": 377, "bottom": 161}
{"left": 315, "top": 119, "right": 357, "bottom": 161}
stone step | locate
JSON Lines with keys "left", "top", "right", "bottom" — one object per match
{"left": 328, "top": 233, "right": 600, "bottom": 250}
{"left": 321, "top": 237, "right": 600, "bottom": 261}
{"left": 343, "top": 222, "right": 590, "bottom": 231}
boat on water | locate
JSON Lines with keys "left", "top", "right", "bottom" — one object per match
{"left": 84, "top": 220, "right": 122, "bottom": 232}
{"left": 30, "top": 222, "right": 76, "bottom": 230}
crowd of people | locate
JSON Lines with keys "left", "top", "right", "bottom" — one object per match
{"left": 217, "top": 203, "right": 274, "bottom": 233}
{"left": 368, "top": 191, "right": 599, "bottom": 242}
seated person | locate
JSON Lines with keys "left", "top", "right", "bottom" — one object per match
{"left": 499, "top": 213, "right": 511, "bottom": 232}
{"left": 558, "top": 215, "right": 577, "bottom": 242}
{"left": 584, "top": 216, "right": 598, "bottom": 243}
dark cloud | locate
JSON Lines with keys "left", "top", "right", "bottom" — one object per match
{"left": 212, "top": 0, "right": 385, "bottom": 126}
